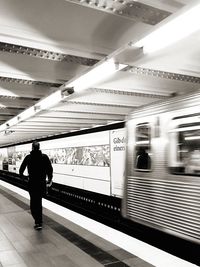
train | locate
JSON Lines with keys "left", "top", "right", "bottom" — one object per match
{"left": 123, "top": 89, "right": 200, "bottom": 245}
{"left": 0, "top": 89, "right": 200, "bottom": 245}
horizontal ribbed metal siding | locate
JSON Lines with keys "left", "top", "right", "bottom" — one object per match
{"left": 126, "top": 177, "right": 200, "bottom": 242}
{"left": 128, "top": 89, "right": 200, "bottom": 119}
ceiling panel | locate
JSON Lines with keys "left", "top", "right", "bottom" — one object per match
{"left": 0, "top": 0, "right": 199, "bottom": 146}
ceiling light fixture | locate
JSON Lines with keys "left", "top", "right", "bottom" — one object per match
{"left": 134, "top": 2, "right": 200, "bottom": 53}
{"left": 0, "top": 92, "right": 62, "bottom": 132}
{"left": 61, "top": 87, "right": 74, "bottom": 97}
{"left": 0, "top": 58, "right": 125, "bottom": 133}
{"left": 4, "top": 130, "right": 15, "bottom": 136}
{"left": 64, "top": 58, "right": 126, "bottom": 93}
{"left": 18, "top": 107, "right": 36, "bottom": 121}
{"left": 0, "top": 107, "right": 37, "bottom": 132}
{"left": 35, "top": 90, "right": 62, "bottom": 111}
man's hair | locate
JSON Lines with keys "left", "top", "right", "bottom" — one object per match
{"left": 32, "top": 141, "right": 40, "bottom": 151}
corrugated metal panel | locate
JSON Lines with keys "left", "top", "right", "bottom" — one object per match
{"left": 128, "top": 89, "right": 200, "bottom": 119}
{"left": 126, "top": 176, "right": 200, "bottom": 242}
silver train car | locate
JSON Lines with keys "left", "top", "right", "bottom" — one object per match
{"left": 122, "top": 89, "right": 200, "bottom": 244}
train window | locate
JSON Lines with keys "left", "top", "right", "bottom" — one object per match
{"left": 134, "top": 123, "right": 151, "bottom": 171}
{"left": 169, "top": 122, "right": 200, "bottom": 176}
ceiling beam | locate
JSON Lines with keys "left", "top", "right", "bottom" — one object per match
{"left": 65, "top": 0, "right": 171, "bottom": 25}
{"left": 0, "top": 42, "right": 99, "bottom": 66}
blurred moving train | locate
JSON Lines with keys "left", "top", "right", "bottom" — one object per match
{"left": 123, "top": 89, "right": 200, "bottom": 245}
{"left": 0, "top": 89, "right": 200, "bottom": 245}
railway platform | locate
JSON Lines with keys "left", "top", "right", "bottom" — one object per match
{"left": 0, "top": 180, "right": 198, "bottom": 267}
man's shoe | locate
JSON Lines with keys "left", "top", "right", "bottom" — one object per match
{"left": 34, "top": 223, "right": 42, "bottom": 230}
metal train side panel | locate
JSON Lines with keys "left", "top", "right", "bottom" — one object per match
{"left": 123, "top": 90, "right": 200, "bottom": 243}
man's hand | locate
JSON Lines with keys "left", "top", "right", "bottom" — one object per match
{"left": 47, "top": 180, "right": 52, "bottom": 187}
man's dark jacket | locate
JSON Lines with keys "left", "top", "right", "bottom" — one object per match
{"left": 19, "top": 150, "right": 53, "bottom": 191}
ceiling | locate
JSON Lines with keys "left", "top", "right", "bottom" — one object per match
{"left": 0, "top": 0, "right": 200, "bottom": 146}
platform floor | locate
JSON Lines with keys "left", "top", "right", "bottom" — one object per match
{"left": 0, "top": 183, "right": 154, "bottom": 267}
{"left": 0, "top": 181, "right": 198, "bottom": 267}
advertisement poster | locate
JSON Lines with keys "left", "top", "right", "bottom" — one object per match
{"left": 110, "top": 128, "right": 126, "bottom": 197}
{"left": 45, "top": 145, "right": 110, "bottom": 167}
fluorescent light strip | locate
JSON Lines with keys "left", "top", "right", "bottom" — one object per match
{"left": 134, "top": 2, "right": 200, "bottom": 53}
{"left": 65, "top": 59, "right": 126, "bottom": 93}
{"left": 0, "top": 91, "right": 63, "bottom": 132}
{"left": 0, "top": 58, "right": 124, "bottom": 133}
{"left": 35, "top": 90, "right": 62, "bottom": 110}
{"left": 0, "top": 180, "right": 197, "bottom": 267}
{"left": 18, "top": 106, "right": 36, "bottom": 121}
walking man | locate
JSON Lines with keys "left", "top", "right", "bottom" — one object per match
{"left": 19, "top": 141, "right": 53, "bottom": 230}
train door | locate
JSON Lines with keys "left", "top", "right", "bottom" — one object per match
{"left": 122, "top": 115, "right": 158, "bottom": 218}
